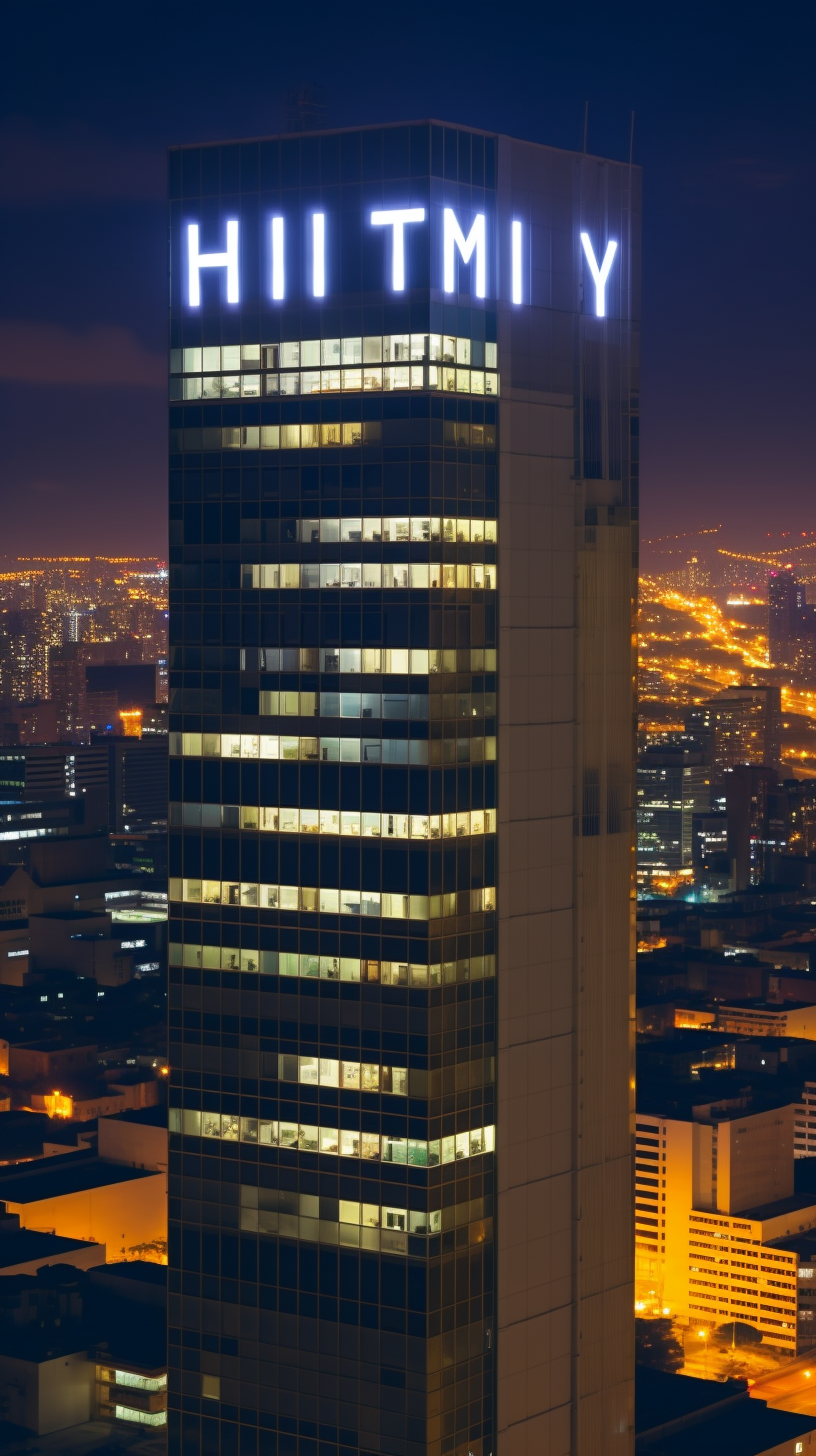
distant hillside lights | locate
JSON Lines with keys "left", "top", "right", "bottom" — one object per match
{"left": 185, "top": 212, "right": 618, "bottom": 315}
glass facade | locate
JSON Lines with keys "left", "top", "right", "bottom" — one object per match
{"left": 168, "top": 121, "right": 639, "bottom": 1456}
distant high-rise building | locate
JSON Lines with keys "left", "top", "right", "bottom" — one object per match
{"left": 50, "top": 643, "right": 87, "bottom": 742}
{"left": 723, "top": 763, "right": 778, "bottom": 890}
{"left": 107, "top": 735, "right": 168, "bottom": 834}
{"left": 768, "top": 568, "right": 798, "bottom": 668}
{"left": 167, "top": 121, "right": 640, "bottom": 1456}
{"left": 768, "top": 567, "right": 816, "bottom": 678}
{"left": 636, "top": 743, "right": 710, "bottom": 886}
{"left": 0, "top": 611, "right": 49, "bottom": 703}
{"left": 686, "top": 684, "right": 781, "bottom": 782}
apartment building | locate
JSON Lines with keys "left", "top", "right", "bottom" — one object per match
{"left": 635, "top": 1097, "right": 816, "bottom": 1350}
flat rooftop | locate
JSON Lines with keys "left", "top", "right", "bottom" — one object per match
{"left": 0, "top": 1227, "right": 97, "bottom": 1268}
{"left": 637, "top": 1076, "right": 797, "bottom": 1122}
{"left": 635, "top": 1367, "right": 816, "bottom": 1455}
{"left": 100, "top": 1103, "right": 167, "bottom": 1128}
{"left": 636, "top": 1367, "right": 746, "bottom": 1433}
{"left": 89, "top": 1258, "right": 166, "bottom": 1288}
{"left": 736, "top": 1192, "right": 816, "bottom": 1222}
{"left": 0, "top": 1150, "right": 160, "bottom": 1204}
{"left": 718, "top": 998, "right": 816, "bottom": 1011}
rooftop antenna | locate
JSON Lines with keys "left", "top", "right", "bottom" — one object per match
{"left": 629, "top": 110, "right": 635, "bottom": 166}
{"left": 582, "top": 101, "right": 589, "bottom": 154}
{"left": 286, "top": 84, "right": 327, "bottom": 134}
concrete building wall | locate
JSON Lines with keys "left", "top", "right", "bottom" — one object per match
{"left": 9, "top": 1041, "right": 98, "bottom": 1083}
{"left": 495, "top": 136, "right": 638, "bottom": 1456}
{"left": 0, "top": 1349, "right": 93, "bottom": 1434}
{"left": 98, "top": 1114, "right": 167, "bottom": 1171}
{"left": 718, "top": 1105, "right": 794, "bottom": 1214}
{"left": 718, "top": 1004, "right": 816, "bottom": 1039}
{"left": 572, "top": 506, "right": 636, "bottom": 1455}
{"left": 5, "top": 1171, "right": 166, "bottom": 1258}
{"left": 495, "top": 394, "right": 577, "bottom": 1456}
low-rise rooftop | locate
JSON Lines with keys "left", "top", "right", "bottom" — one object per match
{"left": 0, "top": 1149, "right": 160, "bottom": 1204}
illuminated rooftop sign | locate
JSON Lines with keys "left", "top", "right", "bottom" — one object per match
{"left": 183, "top": 209, "right": 618, "bottom": 317}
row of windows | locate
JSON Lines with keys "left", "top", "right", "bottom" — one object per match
{"left": 246, "top": 691, "right": 497, "bottom": 727}
{"left": 241, "top": 1185, "right": 442, "bottom": 1233}
{"left": 271, "top": 1056, "right": 406, "bottom": 1094}
{"left": 179, "top": 689, "right": 496, "bottom": 722}
{"left": 242, "top": 561, "right": 496, "bottom": 591}
{"left": 171, "top": 733, "right": 497, "bottom": 765}
{"left": 170, "top": 943, "right": 495, "bottom": 986}
{"left": 169, "top": 650, "right": 494, "bottom": 680}
{"left": 170, "top": 878, "right": 496, "bottom": 918}
{"left": 171, "top": 803, "right": 496, "bottom": 841}
{"left": 263, "top": 1055, "right": 493, "bottom": 1096}
{"left": 235, "top": 1208, "right": 491, "bottom": 1258}
{"left": 236, "top": 681, "right": 498, "bottom": 728}
{"left": 113, "top": 1406, "right": 166, "bottom": 1428}
{"left": 169, "top": 1106, "right": 494, "bottom": 1167}
{"left": 173, "top": 336, "right": 498, "bottom": 374}
{"left": 175, "top": 364, "right": 500, "bottom": 401}
{"left": 240, "top": 648, "right": 498, "bottom": 675}
{"left": 170, "top": 414, "right": 497, "bottom": 452}
{"left": 242, "top": 514, "right": 497, "bottom": 544}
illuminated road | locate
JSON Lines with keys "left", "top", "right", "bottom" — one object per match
{"left": 751, "top": 1363, "right": 816, "bottom": 1416}
{"left": 639, "top": 577, "right": 816, "bottom": 774}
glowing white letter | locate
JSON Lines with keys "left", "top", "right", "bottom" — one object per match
{"left": 370, "top": 208, "right": 426, "bottom": 291}
{"left": 187, "top": 221, "right": 239, "bottom": 307}
{"left": 511, "top": 220, "right": 522, "bottom": 305}
{"left": 580, "top": 232, "right": 618, "bottom": 318}
{"left": 443, "top": 209, "right": 486, "bottom": 297}
{"left": 271, "top": 216, "right": 284, "bottom": 301}
{"left": 312, "top": 213, "right": 325, "bottom": 298}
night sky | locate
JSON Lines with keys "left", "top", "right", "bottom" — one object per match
{"left": 1, "top": 3, "right": 813, "bottom": 557}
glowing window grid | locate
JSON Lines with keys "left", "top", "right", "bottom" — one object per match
{"left": 169, "top": 942, "right": 495, "bottom": 986}
{"left": 243, "top": 516, "right": 497, "bottom": 544}
{"left": 170, "top": 733, "right": 497, "bottom": 766}
{"left": 242, "top": 561, "right": 495, "bottom": 591}
{"left": 170, "top": 335, "right": 498, "bottom": 401}
{"left": 170, "top": 878, "right": 495, "bottom": 919}
{"left": 169, "top": 1106, "right": 494, "bottom": 1169}
{"left": 171, "top": 421, "right": 496, "bottom": 452}
{"left": 170, "top": 803, "right": 496, "bottom": 840}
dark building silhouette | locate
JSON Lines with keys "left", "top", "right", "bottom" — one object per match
{"left": 768, "top": 567, "right": 816, "bottom": 679}
{"left": 686, "top": 685, "right": 781, "bottom": 783}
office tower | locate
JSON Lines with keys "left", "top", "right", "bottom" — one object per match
{"left": 686, "top": 684, "right": 781, "bottom": 782}
{"left": 768, "top": 567, "right": 816, "bottom": 684}
{"left": 0, "top": 610, "right": 50, "bottom": 703}
{"left": 50, "top": 643, "right": 87, "bottom": 742}
{"left": 110, "top": 735, "right": 168, "bottom": 834}
{"left": 167, "top": 122, "right": 639, "bottom": 1456}
{"left": 636, "top": 743, "right": 710, "bottom": 888}
{"left": 634, "top": 1099, "right": 812, "bottom": 1354}
{"left": 768, "top": 568, "right": 798, "bottom": 669}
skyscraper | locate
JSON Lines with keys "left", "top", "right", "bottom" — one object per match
{"left": 686, "top": 685, "right": 781, "bottom": 782}
{"left": 167, "top": 122, "right": 639, "bottom": 1456}
{"left": 768, "top": 568, "right": 798, "bottom": 668}
{"left": 636, "top": 743, "right": 710, "bottom": 888}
